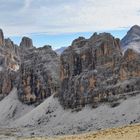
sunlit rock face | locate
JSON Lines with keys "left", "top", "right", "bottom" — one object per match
{"left": 60, "top": 32, "right": 140, "bottom": 109}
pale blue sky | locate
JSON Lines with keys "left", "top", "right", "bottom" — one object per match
{"left": 10, "top": 29, "right": 128, "bottom": 49}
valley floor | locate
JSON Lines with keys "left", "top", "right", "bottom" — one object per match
{"left": 1, "top": 123, "right": 140, "bottom": 140}
{"left": 0, "top": 88, "right": 140, "bottom": 138}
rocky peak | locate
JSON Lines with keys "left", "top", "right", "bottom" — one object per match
{"left": 90, "top": 32, "right": 114, "bottom": 41}
{"left": 55, "top": 47, "right": 67, "bottom": 55}
{"left": 42, "top": 45, "right": 52, "bottom": 50}
{"left": 125, "top": 25, "right": 140, "bottom": 41}
{"left": 128, "top": 25, "right": 140, "bottom": 35}
{"left": 0, "top": 29, "right": 4, "bottom": 46}
{"left": 5, "top": 38, "right": 14, "bottom": 48}
{"left": 71, "top": 37, "right": 87, "bottom": 48}
{"left": 20, "top": 37, "right": 33, "bottom": 48}
{"left": 4, "top": 38, "right": 19, "bottom": 55}
{"left": 121, "top": 25, "right": 140, "bottom": 53}
{"left": 89, "top": 32, "right": 121, "bottom": 53}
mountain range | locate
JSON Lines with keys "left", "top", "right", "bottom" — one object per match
{"left": 0, "top": 25, "right": 140, "bottom": 137}
{"left": 55, "top": 47, "right": 67, "bottom": 55}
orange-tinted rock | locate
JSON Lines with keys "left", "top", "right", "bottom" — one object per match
{"left": 60, "top": 33, "right": 123, "bottom": 108}
{"left": 18, "top": 45, "right": 60, "bottom": 104}
{"left": 119, "top": 49, "right": 140, "bottom": 81}
{"left": 60, "top": 32, "right": 140, "bottom": 109}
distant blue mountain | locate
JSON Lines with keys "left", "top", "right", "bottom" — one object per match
{"left": 55, "top": 47, "right": 67, "bottom": 55}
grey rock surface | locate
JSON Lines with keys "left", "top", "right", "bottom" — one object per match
{"left": 0, "top": 30, "right": 60, "bottom": 104}
{"left": 20, "top": 37, "right": 33, "bottom": 48}
{"left": 18, "top": 45, "right": 60, "bottom": 104}
{"left": 121, "top": 25, "right": 140, "bottom": 53}
{"left": 55, "top": 47, "right": 67, "bottom": 55}
{"left": 0, "top": 26, "right": 139, "bottom": 137}
{"left": 60, "top": 32, "right": 140, "bottom": 108}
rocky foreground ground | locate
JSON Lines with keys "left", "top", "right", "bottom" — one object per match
{"left": 0, "top": 123, "right": 140, "bottom": 140}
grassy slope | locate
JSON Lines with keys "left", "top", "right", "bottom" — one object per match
{"left": 20, "top": 123, "right": 140, "bottom": 140}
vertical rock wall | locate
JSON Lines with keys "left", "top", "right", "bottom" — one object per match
{"left": 60, "top": 33, "right": 140, "bottom": 108}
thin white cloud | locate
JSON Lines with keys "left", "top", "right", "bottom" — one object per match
{"left": 0, "top": 0, "right": 140, "bottom": 36}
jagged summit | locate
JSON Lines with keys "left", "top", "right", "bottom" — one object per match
{"left": 5, "top": 38, "right": 14, "bottom": 49}
{"left": 122, "top": 25, "right": 140, "bottom": 43}
{"left": 20, "top": 36, "right": 33, "bottom": 48}
{"left": 71, "top": 36, "right": 86, "bottom": 47}
{"left": 55, "top": 47, "right": 67, "bottom": 55}
{"left": 121, "top": 25, "right": 140, "bottom": 53}
{"left": 128, "top": 25, "right": 140, "bottom": 34}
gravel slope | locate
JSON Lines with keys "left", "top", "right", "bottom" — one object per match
{"left": 0, "top": 88, "right": 34, "bottom": 126}
{"left": 0, "top": 88, "right": 140, "bottom": 137}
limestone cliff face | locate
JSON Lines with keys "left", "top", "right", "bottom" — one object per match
{"left": 18, "top": 44, "right": 60, "bottom": 104}
{"left": 60, "top": 32, "right": 140, "bottom": 108}
{"left": 119, "top": 49, "right": 140, "bottom": 81}
{"left": 0, "top": 30, "right": 60, "bottom": 105}
{"left": 0, "top": 31, "right": 20, "bottom": 100}
{"left": 0, "top": 26, "right": 140, "bottom": 108}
